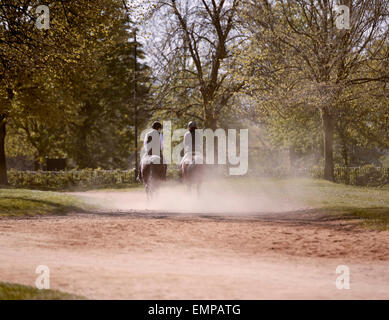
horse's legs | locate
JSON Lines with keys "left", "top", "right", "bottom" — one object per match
{"left": 143, "top": 165, "right": 152, "bottom": 200}
{"left": 181, "top": 163, "right": 186, "bottom": 184}
{"left": 144, "top": 181, "right": 152, "bottom": 200}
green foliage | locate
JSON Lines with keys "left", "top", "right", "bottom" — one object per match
{"left": 7, "top": 168, "right": 137, "bottom": 190}
{"left": 1, "top": 0, "right": 388, "bottom": 181}
{"left": 310, "top": 165, "right": 389, "bottom": 187}
{"left": 1, "top": 1, "right": 151, "bottom": 180}
{"left": 0, "top": 282, "right": 84, "bottom": 300}
{"left": 0, "top": 188, "right": 92, "bottom": 217}
{"left": 6, "top": 167, "right": 185, "bottom": 189}
{"left": 233, "top": 0, "right": 389, "bottom": 180}
{"left": 248, "top": 164, "right": 389, "bottom": 187}
{"left": 166, "top": 167, "right": 181, "bottom": 181}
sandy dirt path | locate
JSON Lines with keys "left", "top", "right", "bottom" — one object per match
{"left": 0, "top": 188, "right": 388, "bottom": 299}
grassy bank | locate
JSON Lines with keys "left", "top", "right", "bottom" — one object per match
{"left": 300, "top": 179, "right": 389, "bottom": 230}
{"left": 0, "top": 188, "right": 95, "bottom": 217}
{"left": 225, "top": 177, "right": 389, "bottom": 230}
{"left": 0, "top": 282, "right": 84, "bottom": 300}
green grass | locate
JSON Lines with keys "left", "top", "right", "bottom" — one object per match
{"left": 0, "top": 282, "right": 84, "bottom": 300}
{"left": 85, "top": 184, "right": 143, "bottom": 193}
{"left": 0, "top": 188, "right": 95, "bottom": 217}
{"left": 220, "top": 177, "right": 389, "bottom": 230}
{"left": 57, "top": 182, "right": 141, "bottom": 192}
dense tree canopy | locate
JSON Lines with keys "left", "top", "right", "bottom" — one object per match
{"left": 1, "top": 0, "right": 150, "bottom": 181}
{"left": 0, "top": 0, "right": 388, "bottom": 183}
{"left": 233, "top": 0, "right": 389, "bottom": 180}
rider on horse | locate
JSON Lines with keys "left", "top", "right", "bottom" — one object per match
{"left": 181, "top": 121, "right": 203, "bottom": 176}
{"left": 139, "top": 121, "right": 167, "bottom": 181}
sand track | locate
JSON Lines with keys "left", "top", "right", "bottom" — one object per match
{"left": 0, "top": 189, "right": 388, "bottom": 299}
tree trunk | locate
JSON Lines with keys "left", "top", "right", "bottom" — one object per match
{"left": 0, "top": 115, "right": 8, "bottom": 185}
{"left": 201, "top": 104, "right": 223, "bottom": 167}
{"left": 321, "top": 108, "right": 335, "bottom": 182}
{"left": 341, "top": 140, "right": 348, "bottom": 167}
{"left": 204, "top": 109, "right": 218, "bottom": 166}
{"left": 203, "top": 101, "right": 217, "bottom": 131}
{"left": 335, "top": 119, "right": 348, "bottom": 167}
{"left": 205, "top": 116, "right": 217, "bottom": 131}
{"left": 336, "top": 121, "right": 349, "bottom": 184}
{"left": 77, "top": 126, "right": 90, "bottom": 168}
{"left": 289, "top": 146, "right": 297, "bottom": 169}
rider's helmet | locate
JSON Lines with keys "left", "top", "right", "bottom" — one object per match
{"left": 188, "top": 121, "right": 197, "bottom": 129}
{"left": 152, "top": 120, "right": 162, "bottom": 130}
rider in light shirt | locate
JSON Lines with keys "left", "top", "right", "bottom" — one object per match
{"left": 181, "top": 121, "right": 203, "bottom": 171}
{"left": 143, "top": 121, "right": 163, "bottom": 157}
{"left": 140, "top": 121, "right": 166, "bottom": 181}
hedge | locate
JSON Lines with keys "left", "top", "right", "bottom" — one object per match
{"left": 6, "top": 168, "right": 136, "bottom": 190}
{"left": 5, "top": 167, "right": 182, "bottom": 190}
{"left": 248, "top": 165, "right": 389, "bottom": 187}
{"left": 4, "top": 165, "right": 389, "bottom": 189}
{"left": 310, "top": 164, "right": 389, "bottom": 187}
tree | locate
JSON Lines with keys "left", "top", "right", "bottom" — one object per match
{"left": 63, "top": 32, "right": 150, "bottom": 169}
{"left": 0, "top": 0, "right": 132, "bottom": 182}
{"left": 236, "top": 0, "right": 388, "bottom": 180}
{"left": 147, "top": 0, "right": 243, "bottom": 129}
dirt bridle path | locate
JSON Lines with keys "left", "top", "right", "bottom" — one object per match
{"left": 0, "top": 189, "right": 388, "bottom": 299}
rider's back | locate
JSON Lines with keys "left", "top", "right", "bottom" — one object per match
{"left": 183, "top": 130, "right": 202, "bottom": 154}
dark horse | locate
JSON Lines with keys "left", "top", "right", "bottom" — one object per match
{"left": 141, "top": 155, "right": 165, "bottom": 200}
{"left": 181, "top": 153, "right": 204, "bottom": 195}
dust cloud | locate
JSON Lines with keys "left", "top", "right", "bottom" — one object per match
{"left": 72, "top": 178, "right": 308, "bottom": 215}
